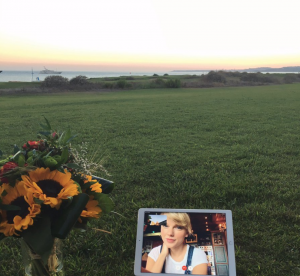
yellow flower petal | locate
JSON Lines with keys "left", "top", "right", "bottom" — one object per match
{"left": 0, "top": 182, "right": 40, "bottom": 236}
{"left": 19, "top": 167, "right": 79, "bottom": 208}
{"left": 80, "top": 198, "right": 102, "bottom": 218}
{"left": 90, "top": 183, "right": 102, "bottom": 193}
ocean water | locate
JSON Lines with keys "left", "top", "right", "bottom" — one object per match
{"left": 0, "top": 70, "right": 209, "bottom": 82}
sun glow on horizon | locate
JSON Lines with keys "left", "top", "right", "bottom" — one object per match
{"left": 1, "top": 0, "right": 300, "bottom": 71}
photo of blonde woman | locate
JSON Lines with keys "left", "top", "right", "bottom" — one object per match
{"left": 146, "top": 213, "right": 208, "bottom": 274}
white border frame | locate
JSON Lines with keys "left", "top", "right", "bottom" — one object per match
{"left": 134, "top": 208, "right": 236, "bottom": 276}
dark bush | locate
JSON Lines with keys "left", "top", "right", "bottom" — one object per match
{"left": 146, "top": 81, "right": 159, "bottom": 89}
{"left": 104, "top": 82, "right": 114, "bottom": 89}
{"left": 103, "top": 77, "right": 120, "bottom": 81}
{"left": 145, "top": 78, "right": 166, "bottom": 89}
{"left": 225, "top": 71, "right": 242, "bottom": 77}
{"left": 205, "top": 71, "right": 227, "bottom": 83}
{"left": 240, "top": 72, "right": 276, "bottom": 83}
{"left": 153, "top": 74, "right": 159, "bottom": 77}
{"left": 69, "top": 75, "right": 89, "bottom": 86}
{"left": 165, "top": 79, "right": 181, "bottom": 88}
{"left": 41, "top": 75, "right": 69, "bottom": 88}
{"left": 155, "top": 78, "right": 165, "bottom": 85}
{"left": 283, "top": 74, "right": 298, "bottom": 84}
{"left": 163, "top": 73, "right": 169, "bottom": 76}
{"left": 240, "top": 72, "right": 262, "bottom": 82}
{"left": 261, "top": 75, "right": 276, "bottom": 83}
{"left": 117, "top": 78, "right": 127, "bottom": 89}
{"left": 184, "top": 75, "right": 199, "bottom": 79}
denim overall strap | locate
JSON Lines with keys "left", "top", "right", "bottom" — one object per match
{"left": 184, "top": 245, "right": 194, "bottom": 274}
{"left": 160, "top": 245, "right": 166, "bottom": 273}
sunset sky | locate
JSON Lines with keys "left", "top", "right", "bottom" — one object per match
{"left": 1, "top": 0, "right": 299, "bottom": 72}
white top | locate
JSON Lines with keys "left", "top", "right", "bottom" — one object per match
{"left": 148, "top": 245, "right": 208, "bottom": 274}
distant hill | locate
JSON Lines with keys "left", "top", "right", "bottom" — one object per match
{"left": 172, "top": 70, "right": 210, "bottom": 72}
{"left": 241, "top": 66, "right": 300, "bottom": 73}
{"left": 172, "top": 66, "right": 300, "bottom": 73}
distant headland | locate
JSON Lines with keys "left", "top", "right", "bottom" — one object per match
{"left": 172, "top": 66, "right": 300, "bottom": 73}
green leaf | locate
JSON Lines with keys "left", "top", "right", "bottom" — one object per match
{"left": 93, "top": 193, "right": 114, "bottom": 214}
{"left": 22, "top": 215, "right": 54, "bottom": 265}
{"left": 74, "top": 181, "right": 82, "bottom": 193}
{"left": 0, "top": 157, "right": 10, "bottom": 166}
{"left": 44, "top": 150, "right": 53, "bottom": 158}
{"left": 0, "top": 204, "right": 21, "bottom": 211}
{"left": 57, "top": 131, "right": 65, "bottom": 144}
{"left": 12, "top": 153, "right": 20, "bottom": 163}
{"left": 65, "top": 134, "right": 78, "bottom": 144}
{"left": 17, "top": 153, "right": 26, "bottom": 167}
{"left": 60, "top": 147, "right": 69, "bottom": 164}
{"left": 61, "top": 129, "right": 72, "bottom": 145}
{"left": 43, "top": 116, "right": 52, "bottom": 131}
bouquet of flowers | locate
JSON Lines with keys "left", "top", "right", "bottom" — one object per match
{"left": 0, "top": 118, "right": 114, "bottom": 275}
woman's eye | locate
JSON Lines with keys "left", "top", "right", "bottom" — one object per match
{"left": 176, "top": 226, "right": 183, "bottom": 230}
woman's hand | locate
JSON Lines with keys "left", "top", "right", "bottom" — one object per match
{"left": 160, "top": 242, "right": 170, "bottom": 257}
{"left": 146, "top": 244, "right": 169, "bottom": 273}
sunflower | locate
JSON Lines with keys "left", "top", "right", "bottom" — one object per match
{"left": 80, "top": 196, "right": 102, "bottom": 219}
{"left": 20, "top": 167, "right": 79, "bottom": 208}
{"left": 82, "top": 174, "right": 102, "bottom": 193}
{"left": 0, "top": 182, "right": 41, "bottom": 236}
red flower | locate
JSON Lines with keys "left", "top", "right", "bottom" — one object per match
{"left": 22, "top": 140, "right": 44, "bottom": 150}
{"left": 0, "top": 161, "right": 18, "bottom": 183}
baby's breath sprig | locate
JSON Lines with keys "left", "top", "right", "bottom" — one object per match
{"left": 72, "top": 142, "right": 111, "bottom": 176}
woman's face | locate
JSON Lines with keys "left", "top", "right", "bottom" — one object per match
{"left": 161, "top": 217, "right": 188, "bottom": 249}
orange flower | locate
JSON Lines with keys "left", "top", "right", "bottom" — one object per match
{"left": 0, "top": 182, "right": 41, "bottom": 236}
{"left": 83, "top": 175, "right": 102, "bottom": 193}
{"left": 20, "top": 167, "right": 79, "bottom": 208}
{"left": 80, "top": 196, "right": 102, "bottom": 219}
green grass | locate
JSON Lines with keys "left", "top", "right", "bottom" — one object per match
{"left": 0, "top": 82, "right": 41, "bottom": 89}
{"left": 1, "top": 84, "right": 300, "bottom": 275}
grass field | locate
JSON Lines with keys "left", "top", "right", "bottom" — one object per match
{"left": 0, "top": 84, "right": 300, "bottom": 275}
{"left": 0, "top": 82, "right": 41, "bottom": 89}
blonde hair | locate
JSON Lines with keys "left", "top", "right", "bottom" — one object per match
{"left": 162, "top": 212, "right": 193, "bottom": 235}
